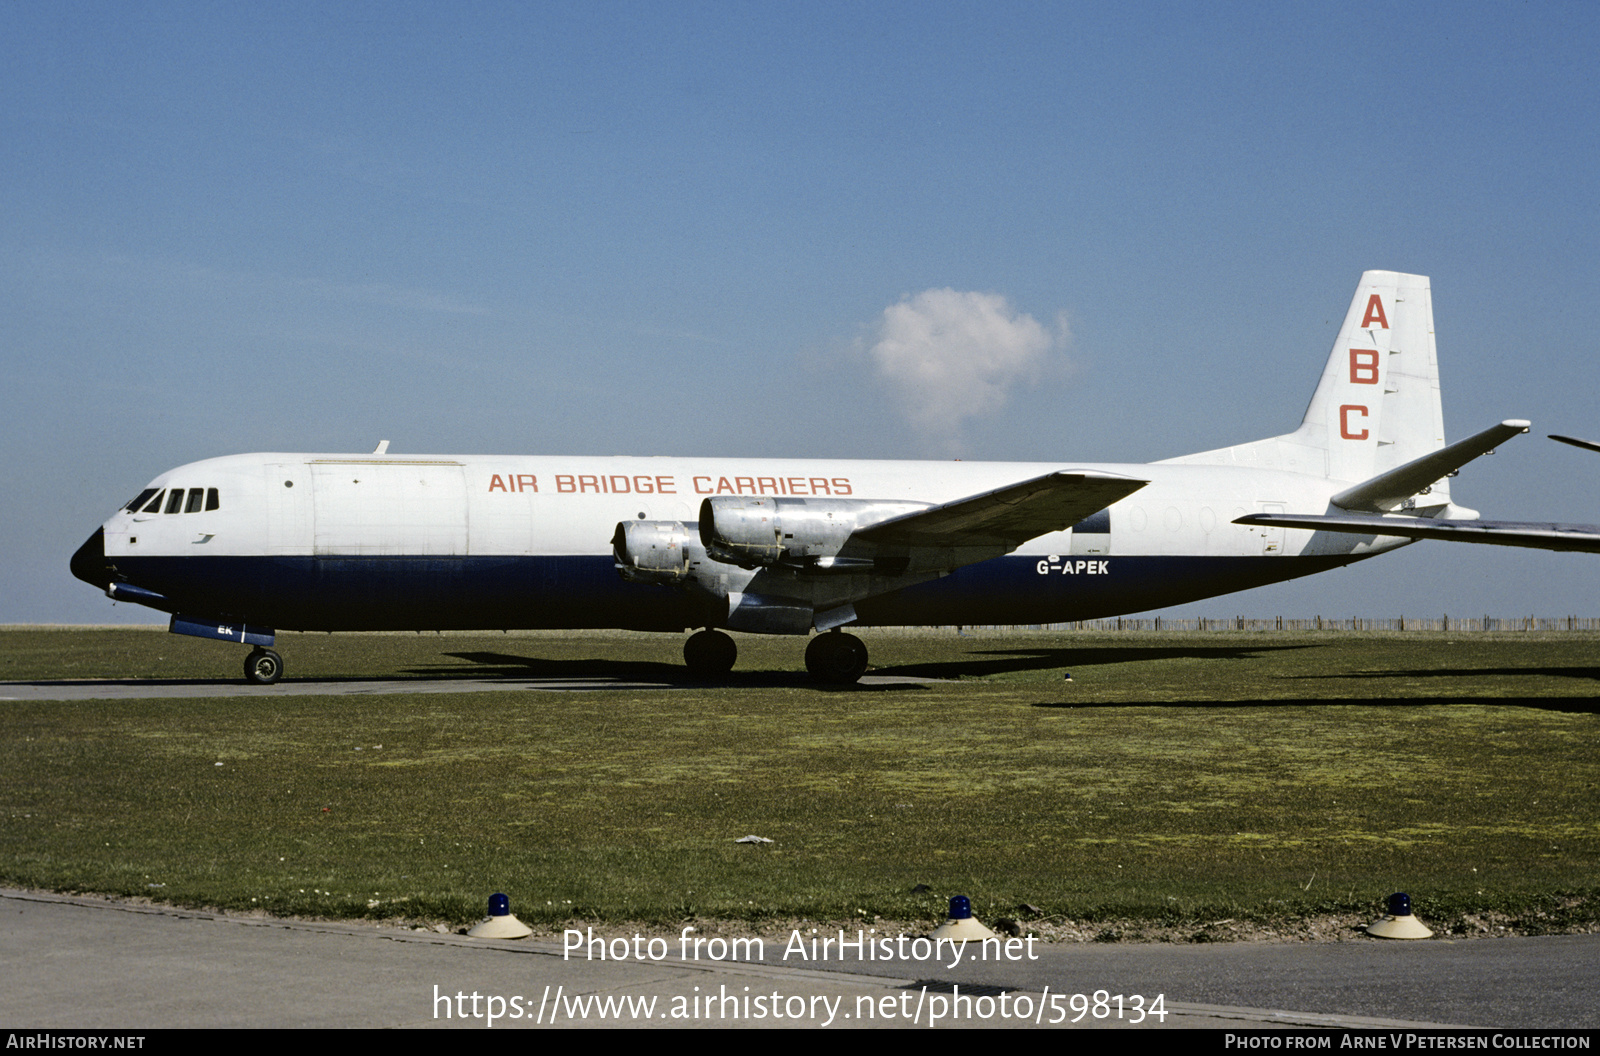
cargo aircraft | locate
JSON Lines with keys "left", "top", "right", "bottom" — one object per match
{"left": 71, "top": 271, "right": 1530, "bottom": 685}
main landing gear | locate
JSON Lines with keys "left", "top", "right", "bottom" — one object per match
{"left": 244, "top": 647, "right": 283, "bottom": 685}
{"left": 683, "top": 629, "right": 738, "bottom": 677}
{"left": 682, "top": 628, "right": 871, "bottom": 684}
{"left": 805, "top": 631, "right": 869, "bottom": 685}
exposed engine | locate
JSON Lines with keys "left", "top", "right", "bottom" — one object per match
{"left": 610, "top": 520, "right": 693, "bottom": 585}
{"left": 696, "top": 495, "right": 930, "bottom": 569}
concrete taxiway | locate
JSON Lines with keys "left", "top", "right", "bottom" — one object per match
{"left": 3, "top": 889, "right": 1595, "bottom": 1030}
{"left": 0, "top": 673, "right": 937, "bottom": 701}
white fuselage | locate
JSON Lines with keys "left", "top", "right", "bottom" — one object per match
{"left": 86, "top": 450, "right": 1396, "bottom": 634}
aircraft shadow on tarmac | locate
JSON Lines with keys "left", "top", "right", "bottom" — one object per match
{"left": 427, "top": 650, "right": 687, "bottom": 681}
{"left": 1280, "top": 666, "right": 1600, "bottom": 715}
{"left": 422, "top": 643, "right": 1315, "bottom": 690}
{"left": 417, "top": 651, "right": 922, "bottom": 691}
{"left": 1290, "top": 664, "right": 1600, "bottom": 685}
{"left": 872, "top": 642, "right": 1314, "bottom": 681}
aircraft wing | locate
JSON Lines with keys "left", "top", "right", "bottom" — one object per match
{"left": 857, "top": 470, "right": 1148, "bottom": 549}
{"left": 1234, "top": 512, "right": 1600, "bottom": 554}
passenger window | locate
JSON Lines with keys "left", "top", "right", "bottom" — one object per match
{"left": 140, "top": 491, "right": 166, "bottom": 513}
{"left": 185, "top": 488, "right": 205, "bottom": 513}
{"left": 125, "top": 489, "right": 158, "bottom": 512}
{"left": 206, "top": 488, "right": 220, "bottom": 511}
{"left": 164, "top": 490, "right": 185, "bottom": 514}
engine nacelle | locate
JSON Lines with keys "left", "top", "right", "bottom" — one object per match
{"left": 612, "top": 520, "right": 693, "bottom": 585}
{"left": 698, "top": 496, "right": 930, "bottom": 569}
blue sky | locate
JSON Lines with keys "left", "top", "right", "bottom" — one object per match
{"left": 4, "top": 1, "right": 1597, "bottom": 624}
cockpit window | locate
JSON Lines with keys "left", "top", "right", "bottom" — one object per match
{"left": 126, "top": 486, "right": 220, "bottom": 514}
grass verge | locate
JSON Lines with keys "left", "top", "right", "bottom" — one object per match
{"left": 2, "top": 627, "right": 1597, "bottom": 938}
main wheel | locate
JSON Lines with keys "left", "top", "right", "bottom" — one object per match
{"left": 244, "top": 648, "right": 283, "bottom": 685}
{"left": 683, "top": 629, "right": 737, "bottom": 677}
{"left": 804, "top": 632, "right": 869, "bottom": 684}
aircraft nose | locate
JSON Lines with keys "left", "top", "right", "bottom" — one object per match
{"left": 70, "top": 528, "right": 112, "bottom": 590}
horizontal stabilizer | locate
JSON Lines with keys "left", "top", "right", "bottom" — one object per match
{"left": 1330, "top": 420, "right": 1530, "bottom": 513}
{"left": 1551, "top": 434, "right": 1600, "bottom": 454}
{"left": 1234, "top": 511, "right": 1600, "bottom": 554}
{"left": 859, "top": 470, "right": 1148, "bottom": 549}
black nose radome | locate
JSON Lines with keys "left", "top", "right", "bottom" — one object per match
{"left": 71, "top": 528, "right": 111, "bottom": 590}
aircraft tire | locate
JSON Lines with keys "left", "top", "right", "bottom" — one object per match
{"left": 244, "top": 648, "right": 283, "bottom": 685}
{"left": 683, "top": 630, "right": 737, "bottom": 676}
{"left": 804, "top": 632, "right": 868, "bottom": 685}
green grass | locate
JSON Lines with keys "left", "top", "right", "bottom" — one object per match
{"left": 2, "top": 627, "right": 1597, "bottom": 934}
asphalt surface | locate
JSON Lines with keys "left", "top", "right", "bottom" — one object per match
{"left": 0, "top": 673, "right": 938, "bottom": 700}
{"left": 3, "top": 889, "right": 1596, "bottom": 1030}
{"left": 747, "top": 925, "right": 1600, "bottom": 1028}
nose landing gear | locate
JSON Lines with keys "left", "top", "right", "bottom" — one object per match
{"left": 245, "top": 647, "right": 283, "bottom": 685}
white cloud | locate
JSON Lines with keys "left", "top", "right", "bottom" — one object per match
{"left": 865, "top": 288, "right": 1067, "bottom": 449}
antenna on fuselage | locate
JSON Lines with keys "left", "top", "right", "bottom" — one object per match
{"left": 373, "top": 440, "right": 390, "bottom": 455}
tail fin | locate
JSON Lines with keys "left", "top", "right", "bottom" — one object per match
{"left": 1294, "top": 271, "right": 1445, "bottom": 481}
{"left": 1161, "top": 271, "right": 1448, "bottom": 490}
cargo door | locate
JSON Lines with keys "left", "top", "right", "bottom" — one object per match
{"left": 310, "top": 460, "right": 468, "bottom": 555}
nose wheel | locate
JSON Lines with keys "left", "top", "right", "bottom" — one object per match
{"left": 805, "top": 631, "right": 868, "bottom": 684}
{"left": 244, "top": 647, "right": 283, "bottom": 685}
